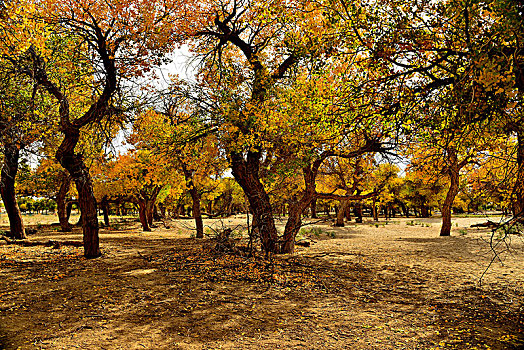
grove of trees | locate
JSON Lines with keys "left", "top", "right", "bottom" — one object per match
{"left": 0, "top": 0, "right": 522, "bottom": 257}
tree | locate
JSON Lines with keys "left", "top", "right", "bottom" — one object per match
{"left": 25, "top": 0, "right": 192, "bottom": 257}
{"left": 191, "top": 0, "right": 340, "bottom": 253}
{"left": 131, "top": 93, "right": 226, "bottom": 238}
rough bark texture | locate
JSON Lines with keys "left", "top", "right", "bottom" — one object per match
{"left": 231, "top": 151, "right": 279, "bottom": 254}
{"left": 281, "top": 166, "right": 318, "bottom": 254}
{"left": 56, "top": 172, "right": 72, "bottom": 232}
{"left": 29, "top": 20, "right": 119, "bottom": 258}
{"left": 56, "top": 130, "right": 101, "bottom": 258}
{"left": 0, "top": 142, "right": 26, "bottom": 239}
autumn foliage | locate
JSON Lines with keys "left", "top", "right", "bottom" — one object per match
{"left": 0, "top": 0, "right": 523, "bottom": 257}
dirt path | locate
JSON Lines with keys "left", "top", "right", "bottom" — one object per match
{"left": 0, "top": 215, "right": 522, "bottom": 349}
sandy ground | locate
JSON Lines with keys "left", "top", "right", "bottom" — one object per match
{"left": 0, "top": 214, "right": 523, "bottom": 349}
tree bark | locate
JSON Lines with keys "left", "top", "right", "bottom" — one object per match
{"left": 29, "top": 43, "right": 117, "bottom": 258}
{"left": 512, "top": 127, "right": 524, "bottom": 217}
{"left": 56, "top": 131, "right": 100, "bottom": 258}
{"left": 101, "top": 195, "right": 110, "bottom": 227}
{"left": 189, "top": 186, "right": 204, "bottom": 238}
{"left": 335, "top": 200, "right": 349, "bottom": 227}
{"left": 281, "top": 166, "right": 317, "bottom": 253}
{"left": 180, "top": 162, "right": 204, "bottom": 238}
{"left": 440, "top": 153, "right": 460, "bottom": 237}
{"left": 310, "top": 198, "right": 317, "bottom": 219}
{"left": 372, "top": 197, "right": 379, "bottom": 221}
{"left": 354, "top": 201, "right": 363, "bottom": 223}
{"left": 231, "top": 151, "right": 279, "bottom": 254}
{"left": 0, "top": 142, "right": 25, "bottom": 239}
{"left": 345, "top": 203, "right": 352, "bottom": 221}
{"left": 136, "top": 186, "right": 161, "bottom": 231}
{"left": 138, "top": 198, "right": 150, "bottom": 231}
{"left": 420, "top": 205, "right": 430, "bottom": 218}
{"left": 56, "top": 172, "right": 72, "bottom": 232}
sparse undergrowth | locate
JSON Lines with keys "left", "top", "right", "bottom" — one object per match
{"left": 0, "top": 218, "right": 522, "bottom": 350}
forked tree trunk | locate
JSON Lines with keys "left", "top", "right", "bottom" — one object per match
{"left": 136, "top": 186, "right": 161, "bottom": 232}
{"left": 146, "top": 201, "right": 154, "bottom": 227}
{"left": 0, "top": 142, "right": 26, "bottom": 239}
{"left": 231, "top": 151, "right": 279, "bottom": 254}
{"left": 56, "top": 172, "right": 72, "bottom": 232}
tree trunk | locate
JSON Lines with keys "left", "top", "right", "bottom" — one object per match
{"left": 399, "top": 201, "right": 409, "bottom": 218}
{"left": 345, "top": 203, "right": 352, "bottom": 221}
{"left": 513, "top": 128, "right": 524, "bottom": 217}
{"left": 335, "top": 200, "right": 349, "bottom": 227}
{"left": 440, "top": 159, "right": 460, "bottom": 237}
{"left": 372, "top": 197, "right": 379, "bottom": 221}
{"left": 354, "top": 201, "right": 363, "bottom": 223}
{"left": 231, "top": 151, "right": 279, "bottom": 254}
{"left": 310, "top": 198, "right": 317, "bottom": 219}
{"left": 57, "top": 142, "right": 100, "bottom": 257}
{"left": 189, "top": 186, "right": 204, "bottom": 238}
{"left": 101, "top": 195, "right": 110, "bottom": 227}
{"left": 420, "top": 205, "right": 430, "bottom": 218}
{"left": 0, "top": 142, "right": 26, "bottom": 239}
{"left": 281, "top": 166, "right": 317, "bottom": 253}
{"left": 180, "top": 162, "right": 204, "bottom": 239}
{"left": 137, "top": 199, "right": 150, "bottom": 231}
{"left": 56, "top": 172, "right": 72, "bottom": 232}
{"left": 146, "top": 201, "right": 154, "bottom": 227}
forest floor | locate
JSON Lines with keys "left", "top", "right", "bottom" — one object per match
{"left": 0, "top": 214, "right": 523, "bottom": 350}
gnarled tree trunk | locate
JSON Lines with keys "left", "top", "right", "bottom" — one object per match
{"left": 56, "top": 129, "right": 100, "bottom": 258}
{"left": 0, "top": 142, "right": 25, "bottom": 239}
{"left": 231, "top": 151, "right": 279, "bottom": 254}
{"left": 281, "top": 166, "right": 317, "bottom": 254}
{"left": 372, "top": 197, "right": 379, "bottom": 221}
